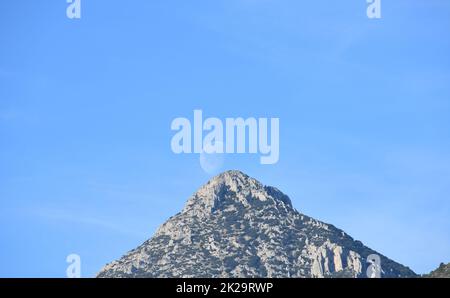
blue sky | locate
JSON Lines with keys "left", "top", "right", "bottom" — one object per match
{"left": 1, "top": 0, "right": 449, "bottom": 277}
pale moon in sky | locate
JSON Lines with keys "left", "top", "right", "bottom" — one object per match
{"left": 199, "top": 142, "right": 225, "bottom": 174}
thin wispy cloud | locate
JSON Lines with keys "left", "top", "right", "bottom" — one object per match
{"left": 0, "top": 109, "right": 19, "bottom": 121}
{"left": 29, "top": 207, "right": 149, "bottom": 239}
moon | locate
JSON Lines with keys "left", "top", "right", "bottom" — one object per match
{"left": 199, "top": 142, "right": 225, "bottom": 175}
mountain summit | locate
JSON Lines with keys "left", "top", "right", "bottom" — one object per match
{"left": 97, "top": 170, "right": 416, "bottom": 278}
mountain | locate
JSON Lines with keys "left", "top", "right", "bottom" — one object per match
{"left": 425, "top": 263, "right": 450, "bottom": 278}
{"left": 97, "top": 170, "right": 416, "bottom": 278}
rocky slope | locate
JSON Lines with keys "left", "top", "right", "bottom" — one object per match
{"left": 425, "top": 263, "right": 450, "bottom": 278}
{"left": 97, "top": 170, "right": 416, "bottom": 278}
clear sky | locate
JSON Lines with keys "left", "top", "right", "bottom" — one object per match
{"left": 1, "top": 1, "right": 449, "bottom": 277}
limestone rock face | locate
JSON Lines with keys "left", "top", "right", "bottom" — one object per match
{"left": 97, "top": 170, "right": 416, "bottom": 278}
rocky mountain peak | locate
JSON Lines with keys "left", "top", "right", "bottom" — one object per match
{"left": 97, "top": 170, "right": 416, "bottom": 278}
{"left": 182, "top": 170, "right": 292, "bottom": 217}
